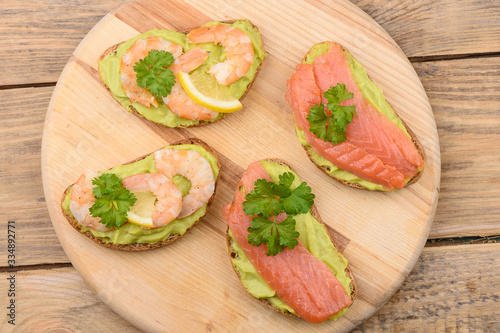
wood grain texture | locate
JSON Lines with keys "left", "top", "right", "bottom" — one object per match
{"left": 0, "top": 267, "right": 139, "bottom": 332}
{"left": 40, "top": 0, "right": 438, "bottom": 331}
{"left": 0, "top": 0, "right": 123, "bottom": 86}
{"left": 354, "top": 243, "right": 500, "bottom": 332}
{"left": 414, "top": 57, "right": 500, "bottom": 238}
{"left": 1, "top": 59, "right": 500, "bottom": 270}
{"left": 1, "top": 244, "right": 498, "bottom": 332}
{"left": 0, "top": 87, "right": 69, "bottom": 266}
{"left": 0, "top": 0, "right": 495, "bottom": 331}
{"left": 0, "top": 56, "right": 495, "bottom": 269}
{"left": 351, "top": 0, "right": 500, "bottom": 58}
{"left": 2, "top": 0, "right": 500, "bottom": 87}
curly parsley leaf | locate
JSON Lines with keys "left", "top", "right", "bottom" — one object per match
{"left": 279, "top": 182, "right": 315, "bottom": 215}
{"left": 307, "top": 83, "right": 357, "bottom": 144}
{"left": 242, "top": 172, "right": 315, "bottom": 256}
{"left": 272, "top": 172, "right": 293, "bottom": 198}
{"left": 247, "top": 215, "right": 300, "bottom": 256}
{"left": 133, "top": 49, "right": 176, "bottom": 99}
{"left": 89, "top": 173, "right": 136, "bottom": 229}
{"left": 243, "top": 191, "right": 282, "bottom": 217}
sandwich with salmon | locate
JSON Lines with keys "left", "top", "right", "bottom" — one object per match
{"left": 223, "top": 159, "right": 356, "bottom": 323}
{"left": 61, "top": 138, "right": 220, "bottom": 250}
{"left": 286, "top": 42, "right": 425, "bottom": 191}
{"left": 98, "top": 19, "right": 267, "bottom": 128}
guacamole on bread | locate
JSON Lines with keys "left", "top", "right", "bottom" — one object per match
{"left": 286, "top": 42, "right": 425, "bottom": 191}
{"left": 61, "top": 138, "right": 220, "bottom": 251}
{"left": 224, "top": 159, "right": 356, "bottom": 322}
{"left": 98, "top": 19, "right": 267, "bottom": 128}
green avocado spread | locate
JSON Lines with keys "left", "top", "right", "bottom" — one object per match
{"left": 98, "top": 19, "right": 266, "bottom": 127}
{"left": 62, "top": 144, "right": 219, "bottom": 245}
{"left": 229, "top": 160, "right": 352, "bottom": 320}
{"left": 299, "top": 42, "right": 419, "bottom": 191}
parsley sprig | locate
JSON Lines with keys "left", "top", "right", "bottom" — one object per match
{"left": 242, "top": 172, "right": 315, "bottom": 256}
{"left": 89, "top": 173, "right": 136, "bottom": 229}
{"left": 307, "top": 83, "right": 357, "bottom": 144}
{"left": 133, "top": 49, "right": 176, "bottom": 99}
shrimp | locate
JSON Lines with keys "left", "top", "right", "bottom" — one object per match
{"left": 121, "top": 36, "right": 218, "bottom": 121}
{"left": 122, "top": 173, "right": 182, "bottom": 227}
{"left": 120, "top": 36, "right": 183, "bottom": 108}
{"left": 187, "top": 24, "right": 254, "bottom": 86}
{"left": 163, "top": 47, "right": 219, "bottom": 121}
{"left": 153, "top": 148, "right": 215, "bottom": 219}
{"left": 69, "top": 170, "right": 112, "bottom": 232}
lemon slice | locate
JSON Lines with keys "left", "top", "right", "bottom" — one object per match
{"left": 127, "top": 191, "right": 157, "bottom": 228}
{"left": 178, "top": 71, "right": 242, "bottom": 113}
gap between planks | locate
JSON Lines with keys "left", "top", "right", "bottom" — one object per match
{"left": 2, "top": 237, "right": 497, "bottom": 273}
{"left": 408, "top": 51, "right": 500, "bottom": 63}
{"left": 0, "top": 263, "right": 73, "bottom": 273}
{"left": 1, "top": 51, "right": 499, "bottom": 91}
{"left": 0, "top": 82, "right": 57, "bottom": 91}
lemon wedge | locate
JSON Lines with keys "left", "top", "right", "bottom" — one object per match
{"left": 178, "top": 71, "right": 242, "bottom": 113}
{"left": 127, "top": 191, "right": 157, "bottom": 228}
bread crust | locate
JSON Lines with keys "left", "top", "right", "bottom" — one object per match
{"left": 61, "top": 138, "right": 221, "bottom": 251}
{"left": 225, "top": 158, "right": 357, "bottom": 319}
{"left": 97, "top": 19, "right": 266, "bottom": 128}
{"left": 297, "top": 42, "right": 426, "bottom": 191}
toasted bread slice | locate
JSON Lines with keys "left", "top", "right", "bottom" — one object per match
{"left": 61, "top": 138, "right": 220, "bottom": 251}
{"left": 288, "top": 42, "right": 425, "bottom": 191}
{"left": 98, "top": 19, "right": 266, "bottom": 128}
{"left": 225, "top": 158, "right": 356, "bottom": 321}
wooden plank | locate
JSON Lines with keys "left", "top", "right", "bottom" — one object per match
{"left": 0, "top": 267, "right": 139, "bottom": 332}
{"left": 0, "top": 60, "right": 498, "bottom": 269}
{"left": 354, "top": 243, "right": 500, "bottom": 332}
{"left": 414, "top": 56, "right": 500, "bottom": 238}
{"left": 1, "top": 48, "right": 499, "bottom": 269}
{"left": 1, "top": 243, "right": 498, "bottom": 331}
{"left": 351, "top": 0, "right": 500, "bottom": 58}
{"left": 40, "top": 0, "right": 439, "bottom": 330}
{"left": 0, "top": 87, "right": 69, "bottom": 266}
{"left": 2, "top": 0, "right": 500, "bottom": 87}
{"left": 0, "top": 0, "right": 123, "bottom": 86}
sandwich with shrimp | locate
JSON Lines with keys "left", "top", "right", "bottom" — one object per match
{"left": 285, "top": 42, "right": 425, "bottom": 191}
{"left": 61, "top": 138, "right": 220, "bottom": 250}
{"left": 222, "top": 159, "right": 356, "bottom": 323}
{"left": 98, "top": 19, "right": 267, "bottom": 128}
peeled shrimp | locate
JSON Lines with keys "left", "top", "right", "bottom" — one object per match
{"left": 154, "top": 149, "right": 215, "bottom": 219}
{"left": 69, "top": 170, "right": 112, "bottom": 232}
{"left": 122, "top": 173, "right": 183, "bottom": 227}
{"left": 163, "top": 47, "right": 219, "bottom": 121}
{"left": 120, "top": 36, "right": 183, "bottom": 108}
{"left": 187, "top": 24, "right": 254, "bottom": 85}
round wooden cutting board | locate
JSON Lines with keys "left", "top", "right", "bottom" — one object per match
{"left": 41, "top": 0, "right": 440, "bottom": 331}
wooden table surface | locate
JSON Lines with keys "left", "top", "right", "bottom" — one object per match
{"left": 0, "top": 0, "right": 499, "bottom": 332}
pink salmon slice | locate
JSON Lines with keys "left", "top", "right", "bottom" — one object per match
{"left": 285, "top": 43, "right": 424, "bottom": 190}
{"left": 222, "top": 161, "right": 352, "bottom": 323}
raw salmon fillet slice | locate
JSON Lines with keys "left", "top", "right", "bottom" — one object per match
{"left": 223, "top": 161, "right": 352, "bottom": 323}
{"left": 285, "top": 43, "right": 424, "bottom": 190}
